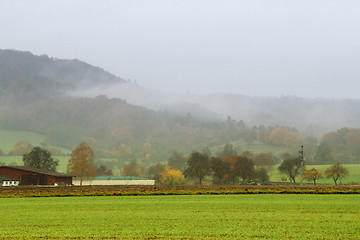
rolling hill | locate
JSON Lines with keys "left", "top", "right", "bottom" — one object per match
{"left": 1, "top": 49, "right": 360, "bottom": 167}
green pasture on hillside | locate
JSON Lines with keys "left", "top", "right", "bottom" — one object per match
{"left": 0, "top": 195, "right": 359, "bottom": 239}
{"left": 237, "top": 140, "right": 291, "bottom": 155}
{"left": 0, "top": 156, "right": 70, "bottom": 173}
{"left": 0, "top": 129, "right": 71, "bottom": 155}
{"left": 0, "top": 129, "right": 46, "bottom": 154}
{"left": 213, "top": 140, "right": 295, "bottom": 157}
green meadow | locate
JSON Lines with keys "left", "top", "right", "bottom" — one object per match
{"left": 0, "top": 129, "right": 70, "bottom": 155}
{"left": 232, "top": 140, "right": 291, "bottom": 156}
{"left": 0, "top": 195, "right": 359, "bottom": 239}
{"left": 0, "top": 129, "right": 46, "bottom": 154}
{"left": 0, "top": 156, "right": 70, "bottom": 173}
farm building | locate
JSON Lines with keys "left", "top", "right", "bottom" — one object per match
{"left": 73, "top": 176, "right": 155, "bottom": 186}
{"left": 0, "top": 174, "right": 19, "bottom": 186}
{"left": 0, "top": 166, "right": 73, "bottom": 185}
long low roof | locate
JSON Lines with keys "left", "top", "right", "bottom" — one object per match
{"left": 0, "top": 166, "right": 73, "bottom": 177}
{"left": 0, "top": 174, "right": 18, "bottom": 181}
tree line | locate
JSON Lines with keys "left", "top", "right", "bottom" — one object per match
{"left": 2, "top": 142, "right": 350, "bottom": 186}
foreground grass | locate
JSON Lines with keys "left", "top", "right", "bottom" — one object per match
{"left": 0, "top": 195, "right": 359, "bottom": 239}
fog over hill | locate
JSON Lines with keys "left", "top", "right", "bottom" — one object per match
{"left": 2, "top": 49, "right": 360, "bottom": 137}
{"left": 0, "top": 49, "right": 126, "bottom": 94}
{"left": 99, "top": 83, "right": 360, "bottom": 137}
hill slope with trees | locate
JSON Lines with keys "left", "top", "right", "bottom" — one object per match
{"left": 1, "top": 49, "right": 360, "bottom": 169}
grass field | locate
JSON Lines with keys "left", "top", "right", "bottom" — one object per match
{"left": 0, "top": 195, "right": 359, "bottom": 239}
{"left": 0, "top": 129, "right": 71, "bottom": 154}
{"left": 237, "top": 140, "right": 291, "bottom": 156}
{"left": 0, "top": 155, "right": 70, "bottom": 173}
{"left": 211, "top": 141, "right": 289, "bottom": 158}
{"left": 0, "top": 129, "right": 46, "bottom": 154}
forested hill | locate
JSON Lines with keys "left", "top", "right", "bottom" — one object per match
{"left": 0, "top": 50, "right": 246, "bottom": 162}
{"left": 0, "top": 92, "right": 248, "bottom": 163}
{"left": 2, "top": 49, "right": 360, "bottom": 165}
{"left": 0, "top": 49, "right": 125, "bottom": 99}
{"left": 2, "top": 49, "right": 360, "bottom": 137}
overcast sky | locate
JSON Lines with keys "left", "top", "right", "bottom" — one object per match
{"left": 1, "top": 0, "right": 360, "bottom": 98}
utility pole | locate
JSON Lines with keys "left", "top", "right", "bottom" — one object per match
{"left": 299, "top": 145, "right": 304, "bottom": 186}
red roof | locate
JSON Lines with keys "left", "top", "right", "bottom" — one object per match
{"left": 0, "top": 166, "right": 73, "bottom": 177}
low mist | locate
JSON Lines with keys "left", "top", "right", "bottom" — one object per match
{"left": 67, "top": 78, "right": 360, "bottom": 138}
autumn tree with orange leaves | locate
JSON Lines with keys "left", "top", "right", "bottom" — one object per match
{"left": 121, "top": 161, "right": 145, "bottom": 177}
{"left": 304, "top": 168, "right": 322, "bottom": 185}
{"left": 67, "top": 142, "right": 97, "bottom": 185}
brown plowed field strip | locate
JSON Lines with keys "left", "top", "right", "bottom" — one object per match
{"left": 0, "top": 185, "right": 359, "bottom": 197}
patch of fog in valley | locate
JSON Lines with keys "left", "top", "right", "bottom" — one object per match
{"left": 66, "top": 80, "right": 360, "bottom": 138}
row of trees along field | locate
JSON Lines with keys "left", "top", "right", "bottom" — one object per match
{"left": 1, "top": 142, "right": 350, "bottom": 186}
{"left": 3, "top": 124, "right": 360, "bottom": 167}
{"left": 178, "top": 146, "right": 349, "bottom": 186}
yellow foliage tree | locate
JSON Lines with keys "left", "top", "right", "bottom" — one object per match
{"left": 304, "top": 168, "right": 322, "bottom": 185}
{"left": 159, "top": 166, "right": 184, "bottom": 185}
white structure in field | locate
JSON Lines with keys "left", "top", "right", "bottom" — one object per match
{"left": 2, "top": 180, "right": 19, "bottom": 186}
{"left": 73, "top": 176, "right": 155, "bottom": 186}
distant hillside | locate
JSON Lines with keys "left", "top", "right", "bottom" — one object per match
{"left": 2, "top": 49, "right": 360, "bottom": 166}
{"left": 193, "top": 94, "right": 360, "bottom": 136}
{"left": 3, "top": 49, "right": 360, "bottom": 137}
{"left": 0, "top": 49, "right": 125, "bottom": 99}
{"left": 0, "top": 50, "right": 247, "bottom": 163}
{"left": 0, "top": 49, "right": 220, "bottom": 120}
